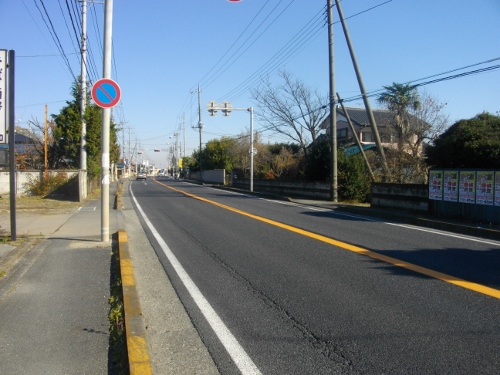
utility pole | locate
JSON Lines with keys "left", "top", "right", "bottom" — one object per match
{"left": 182, "top": 113, "right": 186, "bottom": 158}
{"left": 80, "top": 0, "right": 88, "bottom": 199}
{"left": 128, "top": 126, "right": 131, "bottom": 177}
{"left": 44, "top": 105, "right": 48, "bottom": 180}
{"left": 169, "top": 132, "right": 179, "bottom": 176}
{"left": 100, "top": 0, "right": 113, "bottom": 242}
{"left": 327, "top": 0, "right": 337, "bottom": 202}
{"left": 193, "top": 85, "right": 203, "bottom": 182}
{"left": 334, "top": 0, "right": 389, "bottom": 179}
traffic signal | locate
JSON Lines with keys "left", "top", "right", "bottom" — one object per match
{"left": 221, "top": 101, "right": 232, "bottom": 116}
{"left": 207, "top": 100, "right": 218, "bottom": 116}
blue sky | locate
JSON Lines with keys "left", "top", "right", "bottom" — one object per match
{"left": 2, "top": 0, "right": 499, "bottom": 169}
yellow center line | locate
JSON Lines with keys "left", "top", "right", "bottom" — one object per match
{"left": 153, "top": 179, "right": 500, "bottom": 300}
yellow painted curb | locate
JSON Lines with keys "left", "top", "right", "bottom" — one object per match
{"left": 118, "top": 230, "right": 153, "bottom": 375}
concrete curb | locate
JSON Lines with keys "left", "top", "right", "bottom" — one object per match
{"left": 118, "top": 230, "right": 153, "bottom": 375}
{"left": 0, "top": 238, "right": 40, "bottom": 275}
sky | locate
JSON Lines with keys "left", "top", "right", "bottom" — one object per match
{"left": 1, "top": 0, "right": 499, "bottom": 169}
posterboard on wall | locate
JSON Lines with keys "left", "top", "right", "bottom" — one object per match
{"left": 459, "top": 171, "right": 476, "bottom": 204}
{"left": 443, "top": 170, "right": 459, "bottom": 202}
{"left": 429, "top": 170, "right": 443, "bottom": 200}
{"left": 476, "top": 171, "right": 494, "bottom": 205}
{"left": 495, "top": 171, "right": 500, "bottom": 207}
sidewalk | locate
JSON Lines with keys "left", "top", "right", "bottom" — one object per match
{"left": 0, "top": 191, "right": 116, "bottom": 374}
{"left": 0, "top": 180, "right": 220, "bottom": 375}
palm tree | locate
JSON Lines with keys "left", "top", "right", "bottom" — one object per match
{"left": 377, "top": 82, "right": 421, "bottom": 153}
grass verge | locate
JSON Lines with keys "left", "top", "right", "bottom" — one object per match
{"left": 108, "top": 237, "right": 129, "bottom": 375}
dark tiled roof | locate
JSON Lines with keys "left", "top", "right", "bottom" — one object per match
{"left": 15, "top": 133, "right": 35, "bottom": 144}
{"left": 320, "top": 106, "right": 396, "bottom": 130}
{"left": 337, "top": 107, "right": 395, "bottom": 128}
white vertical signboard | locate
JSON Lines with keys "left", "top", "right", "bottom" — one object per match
{"left": 0, "top": 50, "right": 6, "bottom": 143}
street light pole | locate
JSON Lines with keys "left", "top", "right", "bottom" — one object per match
{"left": 207, "top": 101, "right": 255, "bottom": 192}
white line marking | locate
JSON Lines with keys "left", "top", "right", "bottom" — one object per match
{"left": 130, "top": 184, "right": 262, "bottom": 375}
{"left": 207, "top": 187, "right": 500, "bottom": 247}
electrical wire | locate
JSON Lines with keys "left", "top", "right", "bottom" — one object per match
{"left": 220, "top": 0, "right": 394, "bottom": 104}
{"left": 195, "top": 0, "right": 273, "bottom": 90}
{"left": 33, "top": 0, "right": 77, "bottom": 81}
{"left": 202, "top": 0, "right": 296, "bottom": 90}
{"left": 59, "top": 0, "right": 80, "bottom": 55}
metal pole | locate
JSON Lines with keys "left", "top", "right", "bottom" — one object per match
{"left": 249, "top": 107, "right": 254, "bottom": 192}
{"left": 197, "top": 85, "right": 203, "bottom": 182}
{"left": 80, "top": 0, "right": 87, "bottom": 199}
{"left": 101, "top": 0, "right": 113, "bottom": 242}
{"left": 327, "top": 0, "right": 337, "bottom": 202}
{"left": 44, "top": 105, "right": 48, "bottom": 179}
{"left": 8, "top": 50, "right": 16, "bottom": 241}
{"left": 334, "top": 0, "right": 389, "bottom": 178}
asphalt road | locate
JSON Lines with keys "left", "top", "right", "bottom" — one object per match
{"left": 130, "top": 177, "right": 500, "bottom": 375}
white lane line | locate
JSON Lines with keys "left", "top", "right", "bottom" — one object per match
{"left": 208, "top": 188, "right": 500, "bottom": 247}
{"left": 130, "top": 185, "right": 262, "bottom": 375}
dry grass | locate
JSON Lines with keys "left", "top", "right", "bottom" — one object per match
{"left": 0, "top": 189, "right": 101, "bottom": 214}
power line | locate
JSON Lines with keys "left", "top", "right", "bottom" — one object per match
{"left": 33, "top": 0, "right": 77, "bottom": 81}
{"left": 59, "top": 0, "right": 80, "bottom": 54}
{"left": 291, "top": 59, "right": 500, "bottom": 123}
{"left": 195, "top": 0, "right": 273, "bottom": 89}
{"left": 202, "top": 0, "right": 296, "bottom": 90}
{"left": 217, "top": 1, "right": 394, "bottom": 104}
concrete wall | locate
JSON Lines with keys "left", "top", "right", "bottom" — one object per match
{"left": 189, "top": 170, "right": 226, "bottom": 184}
{"left": 203, "top": 169, "right": 226, "bottom": 184}
{"left": 371, "top": 183, "right": 429, "bottom": 212}
{"left": 233, "top": 179, "right": 331, "bottom": 200}
{"left": 0, "top": 170, "right": 79, "bottom": 197}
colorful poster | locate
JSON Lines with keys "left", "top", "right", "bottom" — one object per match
{"left": 459, "top": 171, "right": 475, "bottom": 204}
{"left": 443, "top": 170, "right": 459, "bottom": 202}
{"left": 495, "top": 171, "right": 500, "bottom": 206}
{"left": 476, "top": 171, "right": 494, "bottom": 205}
{"left": 429, "top": 170, "right": 443, "bottom": 200}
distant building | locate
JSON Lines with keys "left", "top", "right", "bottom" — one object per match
{"left": 319, "top": 106, "right": 426, "bottom": 155}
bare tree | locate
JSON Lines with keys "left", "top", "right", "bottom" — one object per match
{"left": 251, "top": 71, "right": 328, "bottom": 155}
{"left": 272, "top": 146, "right": 296, "bottom": 178}
{"left": 407, "top": 90, "right": 450, "bottom": 154}
{"left": 228, "top": 129, "right": 270, "bottom": 177}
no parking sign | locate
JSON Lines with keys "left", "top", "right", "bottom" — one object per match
{"left": 91, "top": 78, "right": 121, "bottom": 108}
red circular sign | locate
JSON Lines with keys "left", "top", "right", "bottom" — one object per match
{"left": 91, "top": 78, "right": 121, "bottom": 108}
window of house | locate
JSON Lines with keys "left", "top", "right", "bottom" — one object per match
{"left": 362, "top": 131, "right": 373, "bottom": 142}
{"left": 337, "top": 128, "right": 348, "bottom": 139}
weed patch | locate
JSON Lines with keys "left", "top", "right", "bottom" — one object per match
{"left": 108, "top": 240, "right": 129, "bottom": 374}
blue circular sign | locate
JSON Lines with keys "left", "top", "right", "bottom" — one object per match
{"left": 92, "top": 78, "right": 121, "bottom": 108}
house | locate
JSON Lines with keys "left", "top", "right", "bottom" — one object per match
{"left": 14, "top": 132, "right": 37, "bottom": 154}
{"left": 319, "top": 106, "right": 426, "bottom": 156}
{"left": 320, "top": 106, "right": 396, "bottom": 144}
